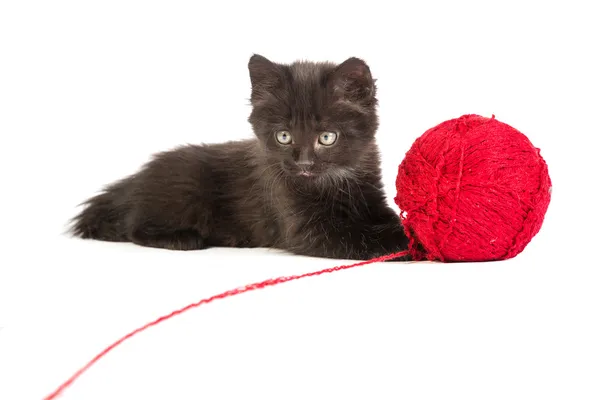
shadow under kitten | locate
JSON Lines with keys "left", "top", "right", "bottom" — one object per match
{"left": 70, "top": 54, "right": 410, "bottom": 261}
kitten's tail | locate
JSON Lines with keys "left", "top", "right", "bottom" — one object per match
{"left": 69, "top": 179, "right": 131, "bottom": 242}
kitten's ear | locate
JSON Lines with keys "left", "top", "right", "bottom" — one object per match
{"left": 248, "top": 54, "right": 281, "bottom": 91}
{"left": 328, "top": 57, "right": 376, "bottom": 103}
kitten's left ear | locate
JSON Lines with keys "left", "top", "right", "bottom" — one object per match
{"left": 248, "top": 54, "right": 281, "bottom": 90}
{"left": 248, "top": 54, "right": 283, "bottom": 104}
{"left": 328, "top": 57, "right": 376, "bottom": 103}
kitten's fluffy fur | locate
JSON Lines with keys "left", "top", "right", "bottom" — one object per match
{"left": 70, "top": 54, "right": 410, "bottom": 260}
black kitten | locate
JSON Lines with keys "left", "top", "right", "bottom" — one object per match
{"left": 70, "top": 54, "right": 409, "bottom": 260}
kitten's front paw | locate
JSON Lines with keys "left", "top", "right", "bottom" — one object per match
{"left": 131, "top": 229, "right": 206, "bottom": 251}
{"left": 370, "top": 223, "right": 411, "bottom": 261}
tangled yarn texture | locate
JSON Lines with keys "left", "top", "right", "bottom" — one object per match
{"left": 395, "top": 114, "right": 551, "bottom": 262}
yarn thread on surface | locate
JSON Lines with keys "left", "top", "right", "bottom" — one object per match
{"left": 43, "top": 250, "right": 408, "bottom": 400}
{"left": 395, "top": 114, "right": 552, "bottom": 262}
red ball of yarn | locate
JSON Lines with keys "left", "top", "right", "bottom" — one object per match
{"left": 394, "top": 114, "right": 552, "bottom": 262}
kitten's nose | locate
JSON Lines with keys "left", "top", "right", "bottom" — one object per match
{"left": 295, "top": 148, "right": 314, "bottom": 169}
{"left": 296, "top": 159, "right": 314, "bottom": 168}
{"left": 296, "top": 159, "right": 314, "bottom": 176}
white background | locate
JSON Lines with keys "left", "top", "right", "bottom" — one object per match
{"left": 1, "top": 0, "right": 599, "bottom": 399}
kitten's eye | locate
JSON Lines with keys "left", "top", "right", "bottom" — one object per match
{"left": 318, "top": 131, "right": 338, "bottom": 146}
{"left": 275, "top": 130, "right": 292, "bottom": 145}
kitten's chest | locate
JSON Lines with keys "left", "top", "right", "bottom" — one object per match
{"left": 275, "top": 195, "right": 332, "bottom": 243}
{"left": 281, "top": 188, "right": 366, "bottom": 234}
{"left": 236, "top": 184, "right": 284, "bottom": 247}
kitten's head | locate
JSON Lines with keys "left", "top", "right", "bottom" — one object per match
{"left": 247, "top": 54, "right": 379, "bottom": 183}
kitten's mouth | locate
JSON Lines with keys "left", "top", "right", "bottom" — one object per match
{"left": 281, "top": 162, "right": 318, "bottom": 179}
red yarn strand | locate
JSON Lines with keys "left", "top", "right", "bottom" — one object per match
{"left": 43, "top": 250, "right": 408, "bottom": 400}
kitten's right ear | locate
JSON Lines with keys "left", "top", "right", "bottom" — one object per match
{"left": 248, "top": 54, "right": 280, "bottom": 91}
{"left": 328, "top": 57, "right": 376, "bottom": 104}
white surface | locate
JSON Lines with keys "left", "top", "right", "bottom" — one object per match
{"left": 1, "top": 0, "right": 599, "bottom": 399}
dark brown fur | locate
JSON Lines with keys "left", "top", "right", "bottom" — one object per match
{"left": 70, "top": 54, "right": 409, "bottom": 260}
